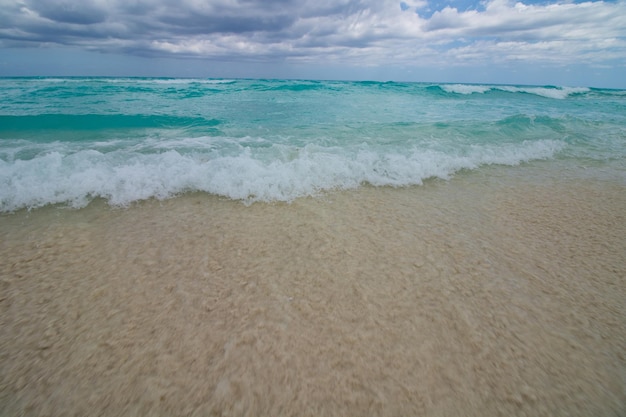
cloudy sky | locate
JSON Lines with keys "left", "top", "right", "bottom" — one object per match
{"left": 0, "top": 0, "right": 625, "bottom": 87}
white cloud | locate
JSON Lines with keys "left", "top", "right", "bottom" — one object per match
{"left": 0, "top": 0, "right": 624, "bottom": 70}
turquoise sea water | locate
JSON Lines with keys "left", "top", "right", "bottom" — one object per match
{"left": 1, "top": 77, "right": 625, "bottom": 211}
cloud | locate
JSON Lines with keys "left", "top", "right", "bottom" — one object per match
{"left": 26, "top": 0, "right": 108, "bottom": 24}
{"left": 0, "top": 0, "right": 624, "bottom": 70}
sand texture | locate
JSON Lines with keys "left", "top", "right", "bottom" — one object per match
{"left": 1, "top": 168, "right": 625, "bottom": 416}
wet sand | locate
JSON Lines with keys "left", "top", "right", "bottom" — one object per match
{"left": 1, "top": 166, "right": 625, "bottom": 416}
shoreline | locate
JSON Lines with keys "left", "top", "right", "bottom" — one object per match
{"left": 1, "top": 166, "right": 625, "bottom": 416}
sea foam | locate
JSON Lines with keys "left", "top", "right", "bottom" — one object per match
{"left": 0, "top": 139, "right": 564, "bottom": 211}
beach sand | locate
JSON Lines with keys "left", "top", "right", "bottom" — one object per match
{"left": 1, "top": 165, "right": 625, "bottom": 416}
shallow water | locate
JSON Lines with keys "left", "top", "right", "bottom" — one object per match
{"left": 1, "top": 164, "right": 624, "bottom": 416}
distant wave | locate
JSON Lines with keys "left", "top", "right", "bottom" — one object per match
{"left": 35, "top": 77, "right": 238, "bottom": 85}
{"left": 248, "top": 80, "right": 343, "bottom": 92}
{"left": 440, "top": 84, "right": 492, "bottom": 95}
{"left": 25, "top": 78, "right": 609, "bottom": 99}
{"left": 149, "top": 78, "right": 238, "bottom": 85}
{"left": 441, "top": 84, "right": 591, "bottom": 99}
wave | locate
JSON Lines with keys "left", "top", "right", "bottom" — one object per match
{"left": 248, "top": 80, "right": 342, "bottom": 92}
{"left": 499, "top": 86, "right": 590, "bottom": 99}
{"left": 439, "top": 84, "right": 591, "bottom": 99}
{"left": 9, "top": 78, "right": 613, "bottom": 100}
{"left": 0, "top": 139, "right": 564, "bottom": 211}
{"left": 441, "top": 84, "right": 492, "bottom": 95}
{"left": 34, "top": 77, "right": 238, "bottom": 85}
{"left": 149, "top": 78, "right": 238, "bottom": 85}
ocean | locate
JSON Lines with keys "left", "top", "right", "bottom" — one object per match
{"left": 1, "top": 78, "right": 625, "bottom": 416}
{"left": 1, "top": 77, "right": 624, "bottom": 210}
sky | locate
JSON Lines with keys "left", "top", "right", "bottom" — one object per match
{"left": 0, "top": 0, "right": 625, "bottom": 87}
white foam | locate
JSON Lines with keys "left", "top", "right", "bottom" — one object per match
{"left": 497, "top": 86, "right": 590, "bottom": 99}
{"left": 441, "top": 83, "right": 590, "bottom": 99}
{"left": 442, "top": 84, "right": 492, "bottom": 95}
{"left": 0, "top": 140, "right": 564, "bottom": 211}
